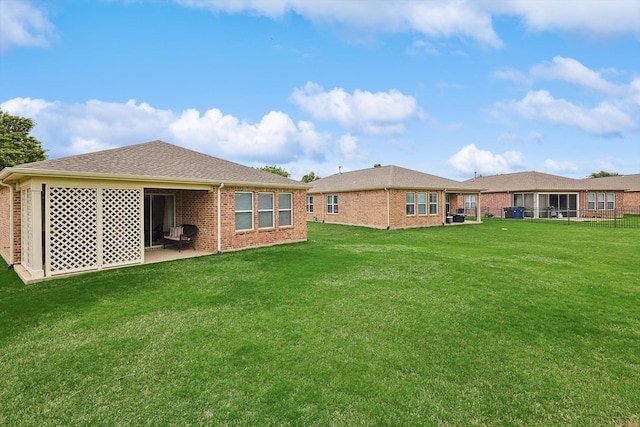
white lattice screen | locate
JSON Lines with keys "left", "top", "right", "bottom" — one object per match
{"left": 48, "top": 187, "right": 99, "bottom": 274}
{"left": 102, "top": 188, "right": 142, "bottom": 267}
{"left": 21, "top": 189, "right": 33, "bottom": 271}
{"left": 47, "top": 186, "right": 142, "bottom": 276}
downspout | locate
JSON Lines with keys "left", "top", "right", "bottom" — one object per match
{"left": 385, "top": 188, "right": 390, "bottom": 230}
{"left": 217, "top": 183, "right": 224, "bottom": 254}
{"left": 0, "top": 181, "right": 14, "bottom": 269}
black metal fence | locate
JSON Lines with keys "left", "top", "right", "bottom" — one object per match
{"left": 482, "top": 207, "right": 640, "bottom": 229}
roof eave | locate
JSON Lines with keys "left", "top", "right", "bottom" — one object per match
{"left": 0, "top": 168, "right": 309, "bottom": 190}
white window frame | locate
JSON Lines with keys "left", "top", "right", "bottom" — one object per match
{"left": 258, "top": 192, "right": 274, "bottom": 229}
{"left": 588, "top": 193, "right": 596, "bottom": 210}
{"left": 279, "top": 193, "right": 293, "bottom": 227}
{"left": 235, "top": 192, "right": 254, "bottom": 231}
{"left": 464, "top": 195, "right": 476, "bottom": 210}
{"left": 417, "top": 192, "right": 427, "bottom": 215}
{"left": 306, "top": 195, "right": 313, "bottom": 213}
{"left": 406, "top": 192, "right": 415, "bottom": 216}
{"left": 607, "top": 193, "right": 615, "bottom": 210}
{"left": 429, "top": 192, "right": 438, "bottom": 215}
{"left": 327, "top": 195, "right": 339, "bottom": 214}
{"left": 597, "top": 193, "right": 605, "bottom": 210}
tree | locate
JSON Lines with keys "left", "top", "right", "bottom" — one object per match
{"left": 259, "top": 165, "right": 290, "bottom": 178}
{"left": 588, "top": 171, "right": 619, "bottom": 178}
{"left": 301, "top": 171, "right": 320, "bottom": 183}
{"left": 0, "top": 110, "right": 47, "bottom": 168}
{"left": 373, "top": 163, "right": 382, "bottom": 168}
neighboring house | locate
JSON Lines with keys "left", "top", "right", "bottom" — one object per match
{"left": 305, "top": 165, "right": 482, "bottom": 229}
{"left": 467, "top": 171, "right": 640, "bottom": 218}
{"left": 0, "top": 141, "right": 308, "bottom": 282}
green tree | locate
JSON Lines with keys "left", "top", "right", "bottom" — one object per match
{"left": 301, "top": 171, "right": 320, "bottom": 183}
{"left": 588, "top": 170, "right": 619, "bottom": 178}
{"left": 260, "top": 165, "right": 290, "bottom": 178}
{"left": 0, "top": 110, "right": 47, "bottom": 168}
{"left": 373, "top": 163, "right": 382, "bottom": 168}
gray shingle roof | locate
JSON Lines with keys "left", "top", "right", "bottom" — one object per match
{"left": 2, "top": 140, "right": 307, "bottom": 188}
{"left": 466, "top": 171, "right": 640, "bottom": 192}
{"left": 308, "top": 165, "right": 479, "bottom": 193}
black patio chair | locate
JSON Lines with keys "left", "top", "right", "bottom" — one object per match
{"left": 163, "top": 224, "right": 198, "bottom": 252}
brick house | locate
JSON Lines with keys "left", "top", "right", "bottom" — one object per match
{"left": 466, "top": 171, "right": 640, "bottom": 219}
{"left": 0, "top": 141, "right": 308, "bottom": 283}
{"left": 305, "top": 165, "right": 482, "bottom": 229}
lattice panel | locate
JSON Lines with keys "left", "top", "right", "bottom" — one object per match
{"left": 21, "top": 189, "right": 33, "bottom": 270}
{"left": 102, "top": 188, "right": 142, "bottom": 266}
{"left": 48, "top": 187, "right": 98, "bottom": 274}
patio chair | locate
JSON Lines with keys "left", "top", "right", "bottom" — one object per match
{"left": 163, "top": 224, "right": 198, "bottom": 252}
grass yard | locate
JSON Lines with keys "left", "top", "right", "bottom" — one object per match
{"left": 1, "top": 219, "right": 639, "bottom": 426}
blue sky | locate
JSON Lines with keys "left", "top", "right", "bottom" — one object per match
{"left": 1, "top": 0, "right": 639, "bottom": 181}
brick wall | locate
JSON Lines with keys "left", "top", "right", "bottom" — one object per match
{"left": 220, "top": 187, "right": 307, "bottom": 252}
{"left": 306, "top": 189, "right": 449, "bottom": 229}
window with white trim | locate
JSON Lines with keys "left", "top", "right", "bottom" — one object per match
{"left": 306, "top": 195, "right": 313, "bottom": 213}
{"left": 588, "top": 193, "right": 596, "bottom": 210}
{"left": 598, "top": 193, "right": 605, "bottom": 210}
{"left": 279, "top": 193, "right": 293, "bottom": 227}
{"left": 406, "top": 192, "right": 415, "bottom": 215}
{"left": 429, "top": 192, "right": 438, "bottom": 215}
{"left": 607, "top": 193, "right": 615, "bottom": 210}
{"left": 464, "top": 195, "right": 476, "bottom": 210}
{"left": 258, "top": 192, "right": 274, "bottom": 229}
{"left": 235, "top": 192, "right": 253, "bottom": 231}
{"left": 327, "top": 195, "right": 339, "bottom": 214}
{"left": 417, "top": 192, "right": 427, "bottom": 215}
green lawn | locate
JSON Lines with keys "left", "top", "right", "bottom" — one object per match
{"left": 1, "top": 220, "right": 639, "bottom": 426}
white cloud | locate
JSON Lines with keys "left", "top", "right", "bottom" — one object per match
{"left": 530, "top": 56, "right": 624, "bottom": 95}
{"left": 290, "top": 81, "right": 422, "bottom": 135}
{"left": 503, "top": 90, "right": 636, "bottom": 136}
{"left": 0, "top": 97, "right": 330, "bottom": 163}
{"left": 544, "top": 159, "right": 578, "bottom": 174}
{"left": 488, "top": 0, "right": 640, "bottom": 36}
{"left": 529, "top": 131, "right": 544, "bottom": 143}
{"left": 447, "top": 144, "right": 525, "bottom": 175}
{"left": 176, "top": 0, "right": 640, "bottom": 48}
{"left": 177, "top": 0, "right": 503, "bottom": 47}
{"left": 337, "top": 133, "right": 367, "bottom": 161}
{"left": 0, "top": 0, "right": 54, "bottom": 51}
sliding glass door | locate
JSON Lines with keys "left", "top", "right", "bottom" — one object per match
{"left": 144, "top": 194, "right": 175, "bottom": 247}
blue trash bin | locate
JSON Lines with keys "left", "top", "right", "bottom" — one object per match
{"left": 512, "top": 207, "right": 524, "bottom": 219}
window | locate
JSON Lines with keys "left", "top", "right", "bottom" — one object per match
{"left": 607, "top": 193, "right": 615, "bottom": 210}
{"left": 327, "top": 195, "right": 339, "bottom": 214}
{"left": 417, "top": 192, "right": 427, "bottom": 215}
{"left": 279, "top": 193, "right": 293, "bottom": 227}
{"left": 406, "top": 192, "right": 415, "bottom": 215}
{"left": 235, "top": 192, "right": 253, "bottom": 231}
{"left": 445, "top": 194, "right": 451, "bottom": 215}
{"left": 464, "top": 195, "right": 476, "bottom": 209}
{"left": 588, "top": 193, "right": 596, "bottom": 210}
{"left": 429, "top": 192, "right": 438, "bottom": 215}
{"left": 598, "top": 193, "right": 605, "bottom": 210}
{"left": 258, "top": 192, "right": 274, "bottom": 228}
{"left": 306, "top": 195, "right": 313, "bottom": 213}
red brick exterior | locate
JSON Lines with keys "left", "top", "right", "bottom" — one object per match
{"left": 146, "top": 187, "right": 306, "bottom": 252}
{"left": 306, "top": 189, "right": 455, "bottom": 229}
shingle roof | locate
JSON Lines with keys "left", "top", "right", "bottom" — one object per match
{"left": 308, "top": 165, "right": 479, "bottom": 193}
{"left": 1, "top": 140, "right": 307, "bottom": 188}
{"left": 466, "top": 171, "right": 640, "bottom": 192}
{"left": 579, "top": 174, "right": 640, "bottom": 192}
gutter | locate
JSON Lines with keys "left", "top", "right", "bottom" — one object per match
{"left": 0, "top": 167, "right": 309, "bottom": 190}
{"left": 217, "top": 183, "right": 224, "bottom": 254}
